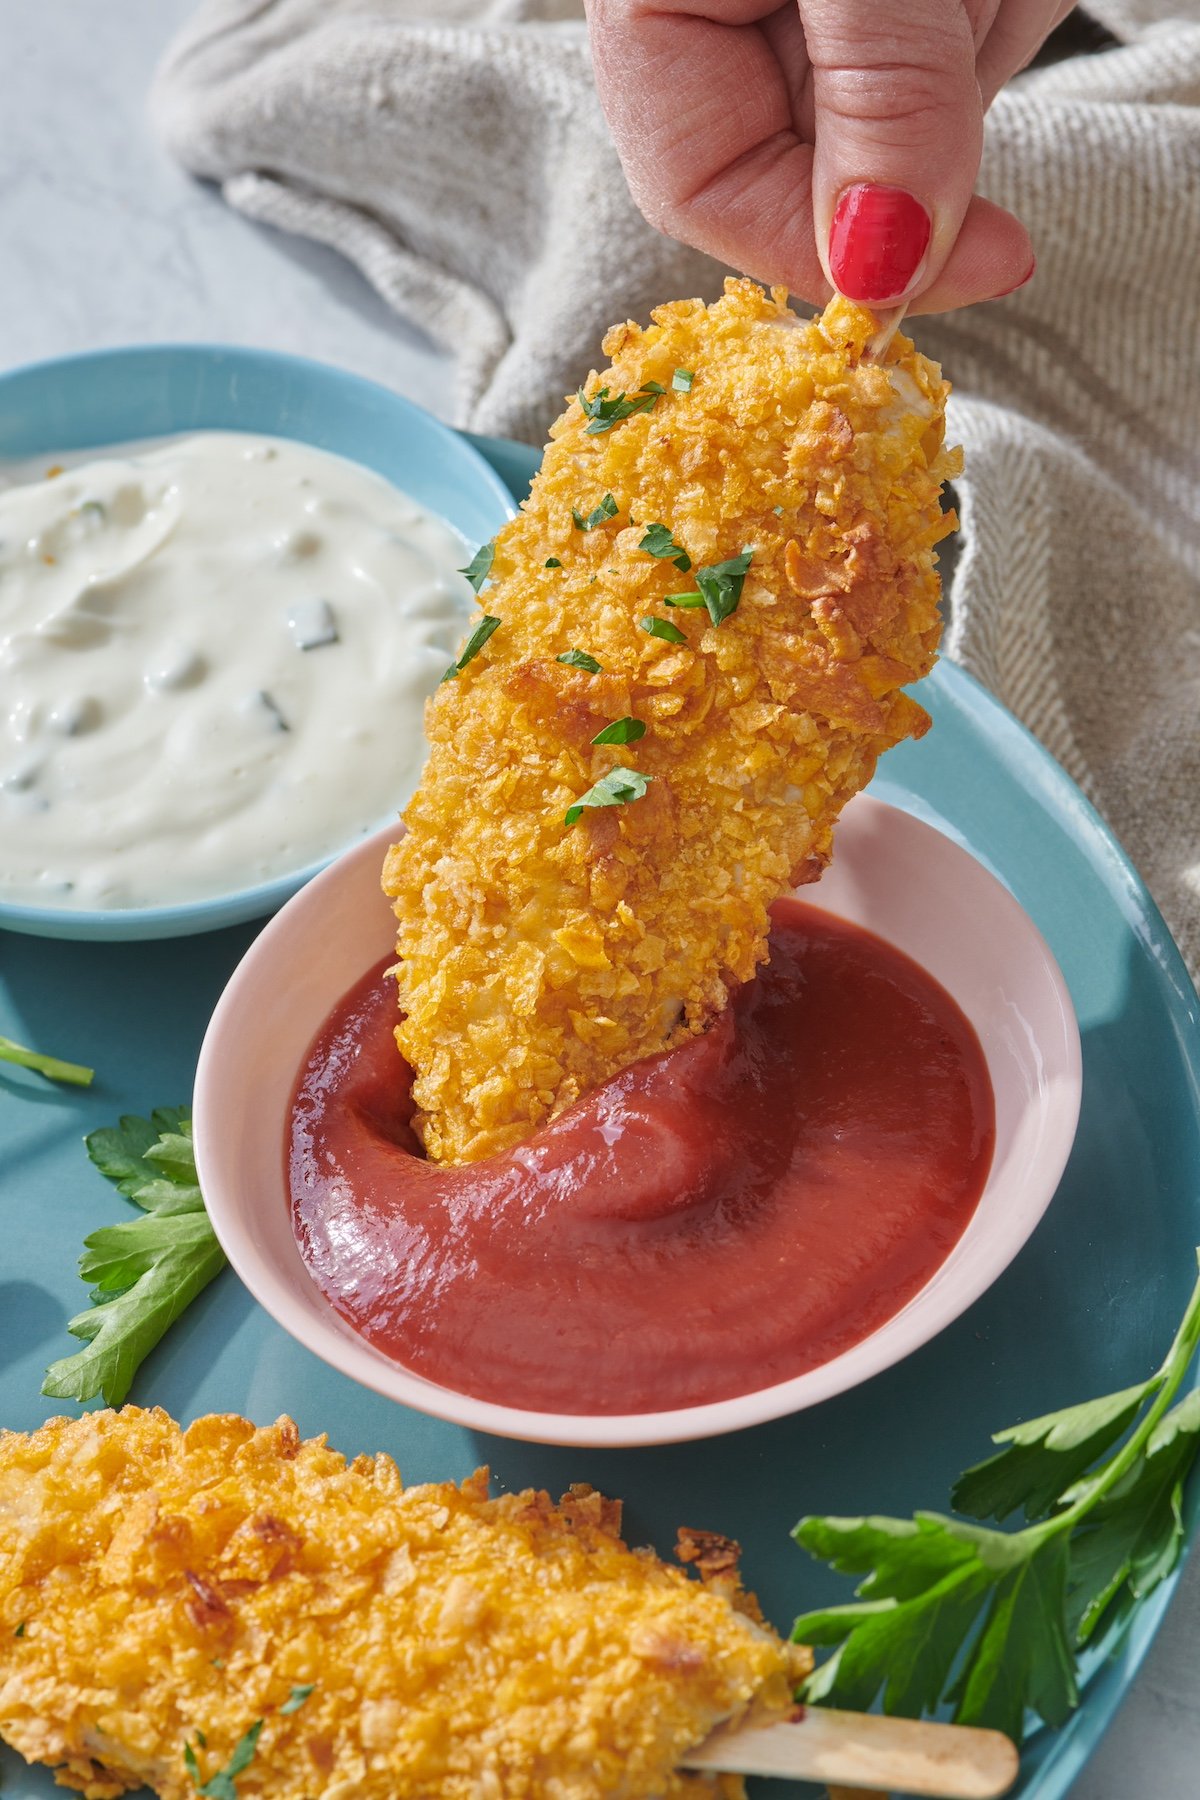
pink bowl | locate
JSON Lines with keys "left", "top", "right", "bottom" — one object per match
{"left": 193, "top": 796, "right": 1081, "bottom": 1447}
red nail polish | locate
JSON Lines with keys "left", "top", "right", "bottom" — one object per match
{"left": 828, "top": 184, "right": 932, "bottom": 304}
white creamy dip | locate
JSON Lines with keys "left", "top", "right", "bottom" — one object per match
{"left": 0, "top": 432, "right": 478, "bottom": 910}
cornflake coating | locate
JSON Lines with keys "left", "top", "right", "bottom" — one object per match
{"left": 384, "top": 279, "right": 960, "bottom": 1164}
{"left": 0, "top": 1408, "right": 810, "bottom": 1800}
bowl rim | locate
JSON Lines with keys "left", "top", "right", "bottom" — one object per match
{"left": 193, "top": 797, "right": 1084, "bottom": 1448}
{"left": 0, "top": 340, "right": 516, "bottom": 939}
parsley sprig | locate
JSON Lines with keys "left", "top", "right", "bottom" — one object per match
{"left": 592, "top": 717, "right": 645, "bottom": 746}
{"left": 557, "top": 649, "right": 603, "bottom": 673}
{"left": 0, "top": 1034, "right": 93, "bottom": 1087}
{"left": 42, "top": 1109, "right": 226, "bottom": 1407}
{"left": 577, "top": 381, "right": 665, "bottom": 434}
{"left": 694, "top": 551, "right": 753, "bottom": 626}
{"left": 185, "top": 1720, "right": 263, "bottom": 1800}
{"left": 793, "top": 1254, "right": 1200, "bottom": 1744}
{"left": 457, "top": 542, "right": 494, "bottom": 593}
{"left": 572, "top": 494, "right": 619, "bottom": 532}
{"left": 441, "top": 616, "right": 501, "bottom": 682}
{"left": 639, "top": 616, "right": 688, "bottom": 645}
{"left": 565, "top": 767, "right": 651, "bottom": 827}
{"left": 644, "top": 554, "right": 754, "bottom": 626}
{"left": 639, "top": 523, "right": 691, "bottom": 572}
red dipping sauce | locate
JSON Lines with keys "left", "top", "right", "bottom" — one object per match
{"left": 288, "top": 901, "right": 995, "bottom": 1415}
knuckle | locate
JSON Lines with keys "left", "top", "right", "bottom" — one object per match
{"left": 819, "top": 62, "right": 971, "bottom": 143}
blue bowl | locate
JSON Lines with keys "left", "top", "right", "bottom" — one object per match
{"left": 0, "top": 345, "right": 516, "bottom": 941}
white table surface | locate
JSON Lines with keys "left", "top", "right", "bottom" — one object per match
{"left": 3, "top": 3, "right": 1199, "bottom": 1795}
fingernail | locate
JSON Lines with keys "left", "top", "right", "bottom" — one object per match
{"left": 991, "top": 256, "right": 1036, "bottom": 299}
{"left": 828, "top": 184, "right": 932, "bottom": 305}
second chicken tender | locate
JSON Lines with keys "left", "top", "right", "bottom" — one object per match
{"left": 384, "top": 280, "right": 960, "bottom": 1164}
{"left": 0, "top": 1408, "right": 807, "bottom": 1800}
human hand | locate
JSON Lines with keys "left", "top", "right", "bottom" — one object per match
{"left": 586, "top": 0, "right": 1069, "bottom": 312}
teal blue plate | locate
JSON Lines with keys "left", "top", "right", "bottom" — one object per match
{"left": 2, "top": 435, "right": 1199, "bottom": 1800}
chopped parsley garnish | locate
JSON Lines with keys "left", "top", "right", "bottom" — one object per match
{"left": 280, "top": 1684, "right": 316, "bottom": 1715}
{"left": 571, "top": 494, "right": 619, "bottom": 532}
{"left": 544, "top": 557, "right": 562, "bottom": 568}
{"left": 195, "top": 1731, "right": 208, "bottom": 1750}
{"left": 638, "top": 523, "right": 691, "bottom": 572}
{"left": 565, "top": 766, "right": 652, "bottom": 827}
{"left": 773, "top": 504, "right": 784, "bottom": 516}
{"left": 185, "top": 1720, "right": 264, "bottom": 1800}
{"left": 440, "top": 616, "right": 501, "bottom": 683}
{"left": 557, "top": 649, "right": 603, "bottom": 673}
{"left": 591, "top": 717, "right": 646, "bottom": 746}
{"left": 793, "top": 1252, "right": 1200, "bottom": 1745}
{"left": 41, "top": 1109, "right": 226, "bottom": 1408}
{"left": 694, "top": 551, "right": 754, "bottom": 627}
{"left": 663, "top": 592, "right": 706, "bottom": 608}
{"left": 639, "top": 616, "right": 687, "bottom": 645}
{"left": 577, "top": 381, "right": 665, "bottom": 434}
{"left": 13, "top": 1621, "right": 26, "bottom": 1637}
{"left": 457, "top": 542, "right": 494, "bottom": 593}
{"left": 0, "top": 1034, "right": 93, "bottom": 1087}
{"left": 672, "top": 368, "right": 694, "bottom": 391}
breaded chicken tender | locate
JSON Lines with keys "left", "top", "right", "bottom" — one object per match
{"left": 0, "top": 1408, "right": 809, "bottom": 1800}
{"left": 384, "top": 280, "right": 960, "bottom": 1163}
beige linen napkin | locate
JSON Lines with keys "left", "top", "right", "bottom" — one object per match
{"left": 152, "top": 1, "right": 1200, "bottom": 977}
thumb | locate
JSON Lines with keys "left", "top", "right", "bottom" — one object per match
{"left": 802, "top": 0, "right": 987, "bottom": 305}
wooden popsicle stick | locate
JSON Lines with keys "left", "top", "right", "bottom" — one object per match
{"left": 680, "top": 1707, "right": 1019, "bottom": 1798}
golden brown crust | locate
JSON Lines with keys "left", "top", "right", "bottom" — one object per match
{"left": 384, "top": 280, "right": 959, "bottom": 1163}
{"left": 0, "top": 1408, "right": 806, "bottom": 1800}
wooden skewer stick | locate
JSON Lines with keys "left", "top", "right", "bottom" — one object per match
{"left": 680, "top": 1706, "right": 1019, "bottom": 1798}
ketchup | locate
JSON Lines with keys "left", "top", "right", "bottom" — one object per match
{"left": 288, "top": 901, "right": 994, "bottom": 1414}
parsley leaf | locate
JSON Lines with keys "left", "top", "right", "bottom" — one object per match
{"left": 556, "top": 649, "right": 603, "bottom": 673}
{"left": 639, "top": 616, "right": 687, "bottom": 645}
{"left": 441, "top": 615, "right": 501, "bottom": 683}
{"left": 13, "top": 1621, "right": 26, "bottom": 1637}
{"left": 639, "top": 523, "right": 691, "bottom": 573}
{"left": 280, "top": 1684, "right": 315, "bottom": 1715}
{"left": 591, "top": 717, "right": 646, "bottom": 746}
{"left": 694, "top": 551, "right": 754, "bottom": 627}
{"left": 663, "top": 592, "right": 706, "bottom": 608}
{"left": 544, "top": 557, "right": 562, "bottom": 568}
{"left": 577, "top": 381, "right": 665, "bottom": 434}
{"left": 565, "top": 767, "right": 652, "bottom": 827}
{"left": 951, "top": 1382, "right": 1152, "bottom": 1524}
{"left": 42, "top": 1110, "right": 226, "bottom": 1407}
{"left": 672, "top": 368, "right": 694, "bottom": 391}
{"left": 793, "top": 1252, "right": 1200, "bottom": 1744}
{"left": 457, "top": 542, "right": 494, "bottom": 593}
{"left": 0, "top": 1034, "right": 93, "bottom": 1087}
{"left": 186, "top": 1721, "right": 264, "bottom": 1800}
{"left": 572, "top": 494, "right": 619, "bottom": 532}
